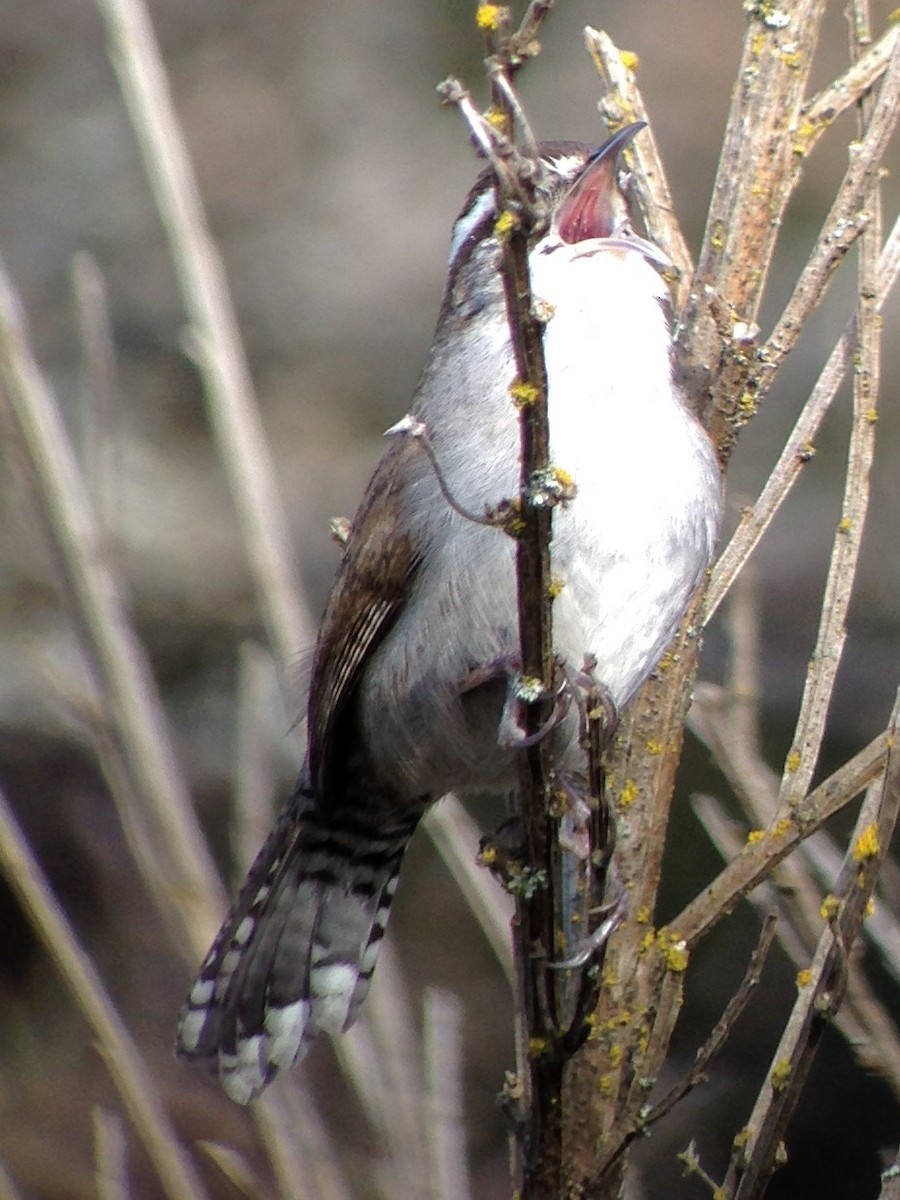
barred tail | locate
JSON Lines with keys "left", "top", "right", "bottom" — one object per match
{"left": 176, "top": 781, "right": 417, "bottom": 1104}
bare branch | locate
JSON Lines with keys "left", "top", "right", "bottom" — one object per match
{"left": 704, "top": 210, "right": 900, "bottom": 621}
{"left": 645, "top": 914, "right": 777, "bottom": 1131}
{"left": 725, "top": 694, "right": 900, "bottom": 1198}
{"left": 776, "top": 25, "right": 894, "bottom": 812}
{"left": 584, "top": 26, "right": 694, "bottom": 307}
{"left": 675, "top": 729, "right": 889, "bottom": 948}
{"left": 800, "top": 23, "right": 900, "bottom": 149}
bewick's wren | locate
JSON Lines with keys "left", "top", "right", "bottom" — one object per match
{"left": 177, "top": 124, "right": 722, "bottom": 1102}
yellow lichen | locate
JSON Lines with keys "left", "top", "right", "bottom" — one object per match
{"left": 476, "top": 4, "right": 503, "bottom": 31}
{"left": 820, "top": 893, "right": 841, "bottom": 921}
{"left": 746, "top": 829, "right": 765, "bottom": 846}
{"left": 509, "top": 379, "right": 539, "bottom": 408}
{"left": 785, "top": 751, "right": 801, "bottom": 773}
{"left": 619, "top": 48, "right": 640, "bottom": 70}
{"left": 619, "top": 778, "right": 639, "bottom": 808}
{"left": 838, "top": 516, "right": 852, "bottom": 534}
{"left": 665, "top": 941, "right": 689, "bottom": 973}
{"left": 737, "top": 392, "right": 758, "bottom": 419}
{"left": 494, "top": 209, "right": 517, "bottom": 239}
{"left": 852, "top": 822, "right": 880, "bottom": 862}
{"left": 645, "top": 740, "right": 664, "bottom": 756}
{"left": 552, "top": 465, "right": 575, "bottom": 491}
{"left": 796, "top": 967, "right": 813, "bottom": 988}
{"left": 865, "top": 408, "right": 879, "bottom": 424}
{"left": 658, "top": 929, "right": 689, "bottom": 973}
{"left": 635, "top": 905, "right": 651, "bottom": 925}
{"left": 733, "top": 1127, "right": 751, "bottom": 1151}
{"left": 771, "top": 1059, "right": 792, "bottom": 1092}
{"left": 548, "top": 576, "right": 565, "bottom": 599}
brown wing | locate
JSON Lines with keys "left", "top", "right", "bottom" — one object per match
{"left": 307, "top": 437, "right": 423, "bottom": 797}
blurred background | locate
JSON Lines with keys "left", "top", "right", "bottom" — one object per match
{"left": 0, "top": 1, "right": 899, "bottom": 1196}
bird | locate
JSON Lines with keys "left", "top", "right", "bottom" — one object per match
{"left": 176, "top": 122, "right": 722, "bottom": 1103}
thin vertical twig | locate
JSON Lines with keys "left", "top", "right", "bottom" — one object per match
{"left": 481, "top": 10, "right": 576, "bottom": 1195}
{"left": 423, "top": 988, "right": 472, "bottom": 1200}
{"left": 442, "top": 4, "right": 566, "bottom": 1189}
{"left": 778, "top": 11, "right": 890, "bottom": 815}
{"left": 71, "top": 251, "right": 121, "bottom": 532}
{"left": 233, "top": 641, "right": 282, "bottom": 881}
{"left": 93, "top": 1108, "right": 130, "bottom": 1200}
{"left": 424, "top": 798, "right": 515, "bottom": 988}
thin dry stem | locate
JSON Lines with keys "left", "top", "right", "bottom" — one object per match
{"left": 337, "top": 940, "right": 431, "bottom": 1198}
{"left": 93, "top": 1108, "right": 129, "bottom": 1200}
{"left": 0, "top": 255, "right": 224, "bottom": 952}
{"left": 261, "top": 1083, "right": 356, "bottom": 1200}
{"left": 646, "top": 915, "right": 777, "bottom": 1131}
{"left": 424, "top": 797, "right": 515, "bottom": 988}
{"left": 704, "top": 210, "right": 900, "bottom": 620}
{"left": 71, "top": 251, "right": 120, "bottom": 531}
{"left": 95, "top": 0, "right": 313, "bottom": 676}
{"left": 423, "top": 989, "right": 472, "bottom": 1200}
{"left": 234, "top": 642, "right": 282, "bottom": 882}
{"left": 675, "top": 729, "right": 889, "bottom": 948}
{"left": 0, "top": 786, "right": 211, "bottom": 1200}
{"left": 584, "top": 26, "right": 694, "bottom": 307}
{"left": 196, "top": 1143, "right": 262, "bottom": 1198}
{"left": 756, "top": 34, "right": 900, "bottom": 394}
{"left": 691, "top": 792, "right": 900, "bottom": 1102}
{"left": 801, "top": 22, "right": 900, "bottom": 144}
{"left": 777, "top": 30, "right": 893, "bottom": 814}
{"left": 727, "top": 691, "right": 900, "bottom": 1198}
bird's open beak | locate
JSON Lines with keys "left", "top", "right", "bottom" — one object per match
{"left": 555, "top": 121, "right": 670, "bottom": 270}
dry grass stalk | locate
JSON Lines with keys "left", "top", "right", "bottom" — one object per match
{"left": 0, "top": 0, "right": 897, "bottom": 1195}
{"left": 0, "top": 786, "right": 210, "bottom": 1200}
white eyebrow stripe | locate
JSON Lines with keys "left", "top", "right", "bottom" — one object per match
{"left": 447, "top": 187, "right": 497, "bottom": 271}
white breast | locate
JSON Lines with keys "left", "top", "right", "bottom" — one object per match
{"left": 360, "top": 237, "right": 721, "bottom": 797}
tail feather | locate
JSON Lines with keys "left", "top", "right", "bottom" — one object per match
{"left": 177, "top": 783, "right": 415, "bottom": 1103}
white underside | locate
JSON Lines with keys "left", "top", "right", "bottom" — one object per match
{"left": 361, "top": 237, "right": 720, "bottom": 798}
